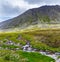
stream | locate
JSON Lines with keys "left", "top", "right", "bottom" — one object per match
{"left": 23, "top": 44, "right": 60, "bottom": 62}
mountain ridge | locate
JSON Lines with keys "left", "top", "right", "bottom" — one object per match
{"left": 0, "top": 5, "right": 60, "bottom": 29}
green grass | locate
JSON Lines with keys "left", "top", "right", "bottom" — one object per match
{"left": 0, "top": 50, "right": 55, "bottom": 62}
{"left": 0, "top": 28, "right": 60, "bottom": 62}
{"left": 0, "top": 29, "right": 60, "bottom": 52}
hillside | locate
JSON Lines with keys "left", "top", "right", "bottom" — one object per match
{"left": 0, "top": 5, "right": 60, "bottom": 29}
{"left": 0, "top": 50, "right": 55, "bottom": 62}
{"left": 0, "top": 28, "right": 60, "bottom": 62}
{"left": 0, "top": 29, "right": 60, "bottom": 52}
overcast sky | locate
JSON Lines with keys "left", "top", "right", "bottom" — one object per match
{"left": 0, "top": 0, "right": 60, "bottom": 22}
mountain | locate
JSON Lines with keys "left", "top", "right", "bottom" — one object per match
{"left": 0, "top": 5, "right": 60, "bottom": 29}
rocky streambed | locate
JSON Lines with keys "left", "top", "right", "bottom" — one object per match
{"left": 23, "top": 44, "right": 60, "bottom": 62}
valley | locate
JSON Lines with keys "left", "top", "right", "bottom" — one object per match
{"left": 0, "top": 5, "right": 60, "bottom": 62}
{"left": 0, "top": 28, "right": 60, "bottom": 62}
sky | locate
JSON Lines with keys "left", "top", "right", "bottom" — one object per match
{"left": 0, "top": 0, "right": 60, "bottom": 22}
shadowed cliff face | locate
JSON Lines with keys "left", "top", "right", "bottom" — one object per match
{"left": 0, "top": 5, "right": 60, "bottom": 29}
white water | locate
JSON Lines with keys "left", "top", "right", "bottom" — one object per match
{"left": 39, "top": 51, "right": 60, "bottom": 62}
{"left": 23, "top": 44, "right": 60, "bottom": 62}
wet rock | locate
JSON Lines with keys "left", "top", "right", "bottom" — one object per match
{"left": 56, "top": 59, "right": 60, "bottom": 62}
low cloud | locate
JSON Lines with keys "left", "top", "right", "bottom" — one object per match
{"left": 0, "top": 0, "right": 41, "bottom": 22}
{"left": 0, "top": 0, "right": 60, "bottom": 22}
{"left": 24, "top": 0, "right": 60, "bottom": 5}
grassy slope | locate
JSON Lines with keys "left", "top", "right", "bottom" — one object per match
{"left": 0, "top": 28, "right": 60, "bottom": 52}
{"left": 0, "top": 28, "right": 60, "bottom": 62}
{"left": 0, "top": 50, "right": 55, "bottom": 62}
{"left": 23, "top": 28, "right": 60, "bottom": 52}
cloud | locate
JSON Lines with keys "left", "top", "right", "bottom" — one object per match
{"left": 0, "top": 0, "right": 25, "bottom": 22}
{"left": 1, "top": 4, "right": 23, "bottom": 16}
{"left": 0, "top": 0, "right": 60, "bottom": 22}
{"left": 24, "top": 0, "right": 43, "bottom": 4}
{"left": 24, "top": 0, "right": 60, "bottom": 5}
{"left": 0, "top": 0, "right": 41, "bottom": 22}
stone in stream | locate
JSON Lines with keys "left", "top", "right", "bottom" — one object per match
{"left": 6, "top": 40, "right": 14, "bottom": 45}
{"left": 56, "top": 59, "right": 60, "bottom": 62}
{"left": 23, "top": 44, "right": 32, "bottom": 52}
{"left": 55, "top": 52, "right": 60, "bottom": 56}
{"left": 22, "top": 42, "right": 60, "bottom": 62}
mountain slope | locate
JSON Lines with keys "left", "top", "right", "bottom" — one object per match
{"left": 0, "top": 5, "right": 60, "bottom": 29}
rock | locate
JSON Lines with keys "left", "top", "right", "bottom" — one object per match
{"left": 16, "top": 48, "right": 20, "bottom": 50}
{"left": 55, "top": 52, "right": 60, "bottom": 55}
{"left": 23, "top": 44, "right": 32, "bottom": 52}
{"left": 56, "top": 59, "right": 60, "bottom": 62}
